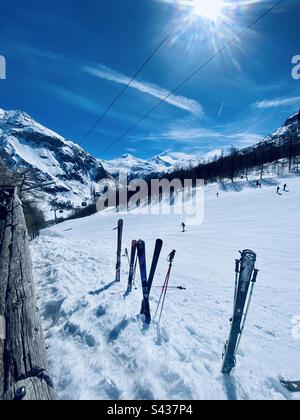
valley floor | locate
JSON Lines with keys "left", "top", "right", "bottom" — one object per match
{"left": 31, "top": 175, "right": 300, "bottom": 400}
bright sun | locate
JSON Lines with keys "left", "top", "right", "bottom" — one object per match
{"left": 192, "top": 0, "right": 224, "bottom": 22}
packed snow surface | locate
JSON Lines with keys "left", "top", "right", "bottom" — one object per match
{"left": 31, "top": 175, "right": 300, "bottom": 400}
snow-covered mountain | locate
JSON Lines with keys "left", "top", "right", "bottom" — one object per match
{"left": 274, "top": 111, "right": 300, "bottom": 138}
{"left": 243, "top": 111, "right": 300, "bottom": 154}
{"left": 0, "top": 108, "right": 112, "bottom": 215}
{"left": 101, "top": 153, "right": 199, "bottom": 178}
{"left": 1, "top": 106, "right": 299, "bottom": 217}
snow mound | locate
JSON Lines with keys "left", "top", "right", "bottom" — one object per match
{"left": 31, "top": 175, "right": 300, "bottom": 400}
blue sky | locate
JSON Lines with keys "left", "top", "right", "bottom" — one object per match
{"left": 0, "top": 0, "right": 300, "bottom": 160}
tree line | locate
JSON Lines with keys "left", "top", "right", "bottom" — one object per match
{"left": 148, "top": 130, "right": 300, "bottom": 185}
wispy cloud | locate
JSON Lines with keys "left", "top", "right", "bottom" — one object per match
{"left": 84, "top": 64, "right": 204, "bottom": 116}
{"left": 13, "top": 45, "right": 204, "bottom": 117}
{"left": 46, "top": 84, "right": 102, "bottom": 115}
{"left": 142, "top": 127, "right": 221, "bottom": 143}
{"left": 133, "top": 122, "right": 263, "bottom": 155}
{"left": 18, "top": 45, "right": 67, "bottom": 63}
{"left": 225, "top": 132, "right": 263, "bottom": 146}
{"left": 254, "top": 95, "right": 300, "bottom": 109}
{"left": 126, "top": 147, "right": 138, "bottom": 154}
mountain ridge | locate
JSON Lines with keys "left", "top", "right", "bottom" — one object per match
{"left": 0, "top": 108, "right": 112, "bottom": 216}
{"left": 1, "top": 107, "right": 299, "bottom": 218}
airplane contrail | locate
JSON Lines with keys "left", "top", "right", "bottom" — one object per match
{"left": 218, "top": 101, "right": 225, "bottom": 118}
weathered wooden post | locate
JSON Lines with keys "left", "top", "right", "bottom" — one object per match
{"left": 0, "top": 181, "right": 57, "bottom": 400}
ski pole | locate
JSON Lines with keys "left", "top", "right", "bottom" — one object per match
{"left": 123, "top": 248, "right": 130, "bottom": 265}
{"left": 154, "top": 268, "right": 171, "bottom": 327}
{"left": 154, "top": 286, "right": 186, "bottom": 289}
{"left": 234, "top": 259, "right": 240, "bottom": 310}
{"left": 154, "top": 250, "right": 176, "bottom": 332}
{"left": 153, "top": 252, "right": 173, "bottom": 320}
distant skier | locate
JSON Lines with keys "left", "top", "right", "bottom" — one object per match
{"left": 256, "top": 181, "right": 260, "bottom": 188}
{"left": 181, "top": 222, "right": 186, "bottom": 233}
{"left": 283, "top": 184, "right": 288, "bottom": 192}
{"left": 216, "top": 193, "right": 219, "bottom": 198}
{"left": 277, "top": 186, "right": 280, "bottom": 194}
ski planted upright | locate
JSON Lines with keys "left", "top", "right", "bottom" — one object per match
{"left": 147, "top": 239, "right": 163, "bottom": 293}
{"left": 127, "top": 240, "right": 137, "bottom": 293}
{"left": 137, "top": 240, "right": 151, "bottom": 324}
{"left": 115, "top": 219, "right": 124, "bottom": 282}
{"left": 222, "top": 249, "right": 258, "bottom": 375}
{"left": 140, "top": 239, "right": 163, "bottom": 318}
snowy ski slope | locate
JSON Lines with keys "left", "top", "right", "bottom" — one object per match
{"left": 31, "top": 175, "right": 300, "bottom": 400}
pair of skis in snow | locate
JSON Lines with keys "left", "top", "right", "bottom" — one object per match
{"left": 222, "top": 249, "right": 259, "bottom": 375}
{"left": 221, "top": 250, "right": 300, "bottom": 394}
{"left": 114, "top": 221, "right": 167, "bottom": 323}
{"left": 126, "top": 239, "right": 178, "bottom": 327}
{"left": 136, "top": 239, "right": 163, "bottom": 324}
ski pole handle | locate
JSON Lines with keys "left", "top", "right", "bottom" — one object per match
{"left": 168, "top": 250, "right": 176, "bottom": 263}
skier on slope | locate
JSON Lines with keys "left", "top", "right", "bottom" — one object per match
{"left": 181, "top": 222, "right": 186, "bottom": 233}
{"left": 283, "top": 183, "right": 288, "bottom": 192}
{"left": 277, "top": 186, "right": 280, "bottom": 194}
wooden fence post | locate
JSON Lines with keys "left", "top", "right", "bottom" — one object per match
{"left": 0, "top": 188, "right": 57, "bottom": 400}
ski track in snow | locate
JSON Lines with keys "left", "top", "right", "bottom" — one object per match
{"left": 31, "top": 176, "right": 300, "bottom": 400}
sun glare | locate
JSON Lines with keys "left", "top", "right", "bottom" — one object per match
{"left": 192, "top": 0, "right": 225, "bottom": 22}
